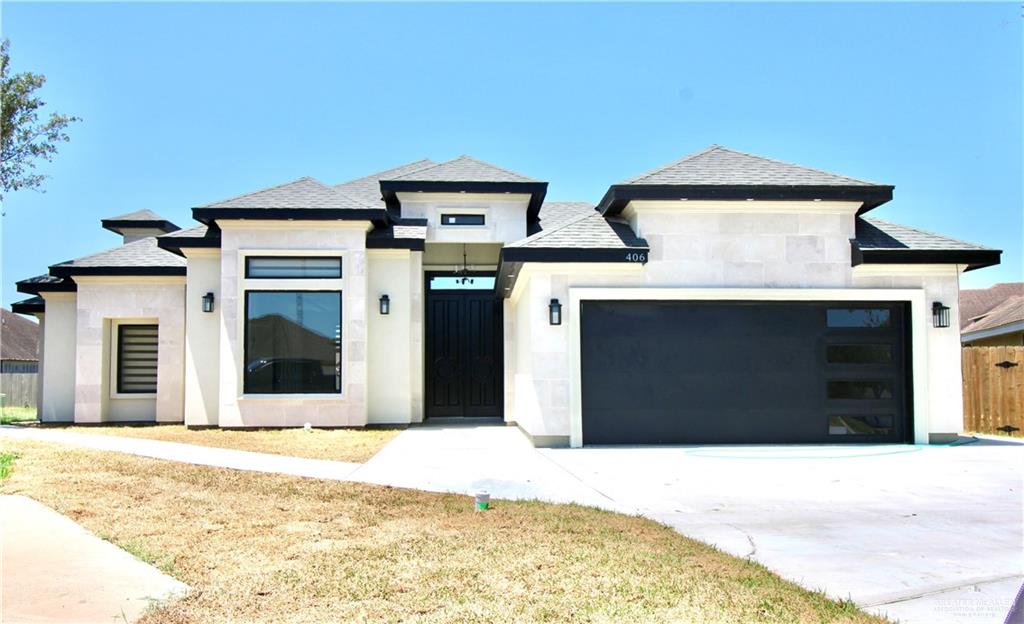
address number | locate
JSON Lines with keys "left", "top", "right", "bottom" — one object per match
{"left": 625, "top": 252, "right": 647, "bottom": 263}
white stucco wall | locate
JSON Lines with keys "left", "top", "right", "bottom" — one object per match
{"left": 367, "top": 249, "right": 424, "bottom": 424}
{"left": 183, "top": 249, "right": 221, "bottom": 426}
{"left": 72, "top": 277, "right": 186, "bottom": 423}
{"left": 38, "top": 294, "right": 76, "bottom": 423}
{"left": 507, "top": 201, "right": 968, "bottom": 444}
{"left": 33, "top": 313, "right": 45, "bottom": 415}
{"left": 397, "top": 192, "right": 529, "bottom": 244}
{"left": 216, "top": 221, "right": 370, "bottom": 427}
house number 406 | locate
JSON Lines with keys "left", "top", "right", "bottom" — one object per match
{"left": 625, "top": 252, "right": 647, "bottom": 263}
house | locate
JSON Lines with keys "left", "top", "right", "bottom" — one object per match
{"left": 959, "top": 283, "right": 1023, "bottom": 346}
{"left": 1, "top": 306, "right": 40, "bottom": 410}
{"left": 12, "top": 146, "right": 1002, "bottom": 446}
{"left": 1, "top": 308, "right": 39, "bottom": 374}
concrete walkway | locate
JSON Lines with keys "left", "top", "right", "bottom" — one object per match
{"left": 0, "top": 426, "right": 361, "bottom": 480}
{"left": 1, "top": 494, "right": 189, "bottom": 623}
{"left": 3, "top": 424, "right": 1022, "bottom": 624}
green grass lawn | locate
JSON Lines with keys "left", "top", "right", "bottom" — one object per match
{"left": 0, "top": 406, "right": 37, "bottom": 425}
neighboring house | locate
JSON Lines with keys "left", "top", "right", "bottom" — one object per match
{"left": 12, "top": 146, "right": 1002, "bottom": 446}
{"left": 1, "top": 308, "right": 39, "bottom": 373}
{"left": 960, "top": 283, "right": 1024, "bottom": 346}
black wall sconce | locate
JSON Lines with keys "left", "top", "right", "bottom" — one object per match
{"left": 549, "top": 298, "right": 562, "bottom": 326}
{"left": 932, "top": 301, "right": 950, "bottom": 328}
{"left": 379, "top": 294, "right": 390, "bottom": 315}
{"left": 201, "top": 292, "right": 215, "bottom": 313}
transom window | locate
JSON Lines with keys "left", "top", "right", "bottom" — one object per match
{"left": 826, "top": 308, "right": 891, "bottom": 328}
{"left": 244, "top": 291, "right": 342, "bottom": 394}
{"left": 117, "top": 324, "right": 159, "bottom": 394}
{"left": 440, "top": 214, "right": 485, "bottom": 226}
{"left": 245, "top": 257, "right": 342, "bottom": 279}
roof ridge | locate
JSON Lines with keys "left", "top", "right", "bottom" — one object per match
{"left": 510, "top": 211, "right": 599, "bottom": 247}
{"left": 391, "top": 155, "right": 537, "bottom": 182}
{"left": 622, "top": 145, "right": 722, "bottom": 184}
{"left": 337, "top": 159, "right": 436, "bottom": 186}
{"left": 861, "top": 216, "right": 992, "bottom": 250}
{"left": 450, "top": 155, "right": 536, "bottom": 181}
{"left": 199, "top": 176, "right": 321, "bottom": 208}
{"left": 710, "top": 145, "right": 879, "bottom": 186}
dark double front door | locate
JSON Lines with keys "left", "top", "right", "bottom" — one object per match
{"left": 425, "top": 276, "right": 502, "bottom": 418}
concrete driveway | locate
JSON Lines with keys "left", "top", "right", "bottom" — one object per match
{"left": 355, "top": 424, "right": 1024, "bottom": 624}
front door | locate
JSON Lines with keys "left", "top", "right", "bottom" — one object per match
{"left": 425, "top": 273, "right": 502, "bottom": 418}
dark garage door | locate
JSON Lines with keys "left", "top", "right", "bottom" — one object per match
{"left": 580, "top": 301, "right": 911, "bottom": 445}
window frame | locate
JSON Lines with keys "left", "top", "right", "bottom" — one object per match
{"left": 242, "top": 289, "right": 344, "bottom": 396}
{"left": 244, "top": 256, "right": 343, "bottom": 280}
{"left": 440, "top": 213, "right": 486, "bottom": 227}
{"left": 113, "top": 322, "right": 159, "bottom": 397}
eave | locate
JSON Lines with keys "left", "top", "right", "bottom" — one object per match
{"left": 496, "top": 245, "right": 650, "bottom": 299}
{"left": 849, "top": 241, "right": 1001, "bottom": 272}
{"left": 191, "top": 207, "right": 388, "bottom": 226}
{"left": 379, "top": 180, "right": 548, "bottom": 223}
{"left": 597, "top": 184, "right": 895, "bottom": 216}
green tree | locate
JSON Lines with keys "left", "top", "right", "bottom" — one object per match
{"left": 1, "top": 38, "right": 80, "bottom": 200}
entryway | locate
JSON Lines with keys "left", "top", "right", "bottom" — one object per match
{"left": 424, "top": 272, "right": 503, "bottom": 418}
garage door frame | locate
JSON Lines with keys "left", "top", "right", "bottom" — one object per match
{"left": 567, "top": 287, "right": 930, "bottom": 448}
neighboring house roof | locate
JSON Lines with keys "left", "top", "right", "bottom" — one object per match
{"left": 960, "top": 283, "right": 1024, "bottom": 329}
{"left": 961, "top": 295, "right": 1024, "bottom": 337}
{"left": 599, "top": 145, "right": 894, "bottom": 216}
{"left": 192, "top": 177, "right": 385, "bottom": 224}
{"left": 49, "top": 237, "right": 186, "bottom": 278}
{"left": 101, "top": 209, "right": 180, "bottom": 234}
{"left": 10, "top": 296, "right": 45, "bottom": 315}
{"left": 335, "top": 159, "right": 437, "bottom": 207}
{"left": 1, "top": 307, "right": 39, "bottom": 361}
{"left": 16, "top": 273, "right": 76, "bottom": 295}
{"left": 386, "top": 155, "right": 540, "bottom": 183}
{"left": 852, "top": 217, "right": 1001, "bottom": 272}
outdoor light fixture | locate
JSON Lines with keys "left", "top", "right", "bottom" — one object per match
{"left": 379, "top": 294, "right": 390, "bottom": 315}
{"left": 201, "top": 292, "right": 215, "bottom": 313}
{"left": 932, "top": 301, "right": 950, "bottom": 328}
{"left": 549, "top": 298, "right": 562, "bottom": 326}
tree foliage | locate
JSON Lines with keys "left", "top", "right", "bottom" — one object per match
{"left": 1, "top": 38, "right": 80, "bottom": 200}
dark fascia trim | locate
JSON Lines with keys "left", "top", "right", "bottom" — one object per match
{"left": 101, "top": 219, "right": 181, "bottom": 234}
{"left": 49, "top": 265, "right": 187, "bottom": 278}
{"left": 191, "top": 207, "right": 388, "bottom": 226}
{"left": 597, "top": 184, "right": 895, "bottom": 216}
{"left": 16, "top": 277, "right": 77, "bottom": 295}
{"left": 156, "top": 233, "right": 223, "bottom": 257}
{"left": 496, "top": 245, "right": 650, "bottom": 298}
{"left": 379, "top": 180, "right": 549, "bottom": 223}
{"left": 850, "top": 241, "right": 1002, "bottom": 272}
{"left": 365, "top": 237, "right": 426, "bottom": 251}
{"left": 11, "top": 297, "right": 45, "bottom": 314}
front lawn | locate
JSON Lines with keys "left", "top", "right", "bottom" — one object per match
{"left": 0, "top": 439, "right": 885, "bottom": 623}
{"left": 32, "top": 424, "right": 400, "bottom": 463}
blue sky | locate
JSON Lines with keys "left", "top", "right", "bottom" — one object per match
{"left": 2, "top": 2, "right": 1021, "bottom": 307}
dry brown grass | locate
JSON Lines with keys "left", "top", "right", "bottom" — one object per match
{"left": 31, "top": 424, "right": 400, "bottom": 463}
{"left": 0, "top": 439, "right": 886, "bottom": 624}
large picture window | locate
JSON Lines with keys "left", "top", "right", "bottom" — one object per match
{"left": 117, "top": 324, "right": 159, "bottom": 394}
{"left": 244, "top": 291, "right": 342, "bottom": 394}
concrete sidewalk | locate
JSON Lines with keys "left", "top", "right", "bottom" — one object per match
{"left": 1, "top": 495, "right": 189, "bottom": 623}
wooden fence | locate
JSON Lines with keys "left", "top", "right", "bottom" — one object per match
{"left": 962, "top": 346, "right": 1023, "bottom": 435}
{"left": 0, "top": 373, "right": 38, "bottom": 408}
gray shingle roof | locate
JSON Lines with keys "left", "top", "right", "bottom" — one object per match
{"left": 50, "top": 237, "right": 186, "bottom": 273}
{"left": 17, "top": 274, "right": 70, "bottom": 288}
{"left": 388, "top": 156, "right": 539, "bottom": 183}
{"left": 160, "top": 224, "right": 209, "bottom": 238}
{"left": 855, "top": 217, "right": 993, "bottom": 251}
{"left": 335, "top": 160, "right": 436, "bottom": 207}
{"left": 537, "top": 201, "right": 598, "bottom": 231}
{"left": 621, "top": 145, "right": 881, "bottom": 186}
{"left": 104, "top": 209, "right": 169, "bottom": 222}
{"left": 508, "top": 212, "right": 646, "bottom": 250}
{"left": 961, "top": 295, "right": 1024, "bottom": 335}
{"left": 200, "top": 177, "right": 374, "bottom": 210}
